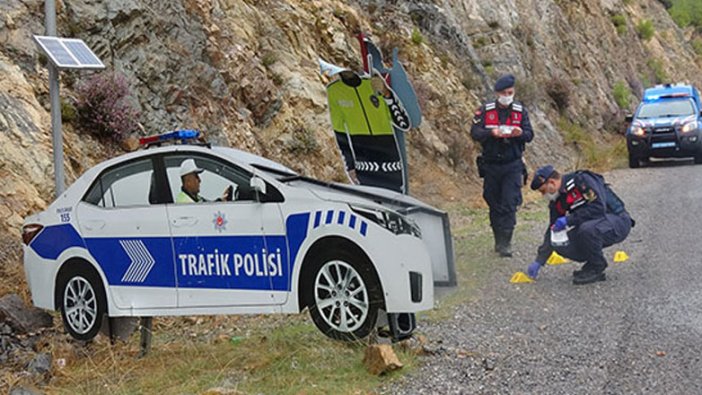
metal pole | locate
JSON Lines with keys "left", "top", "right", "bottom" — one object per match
{"left": 45, "top": 0, "right": 65, "bottom": 197}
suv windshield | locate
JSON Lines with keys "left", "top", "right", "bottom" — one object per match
{"left": 637, "top": 99, "right": 695, "bottom": 119}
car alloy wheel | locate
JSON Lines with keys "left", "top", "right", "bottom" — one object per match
{"left": 313, "top": 260, "right": 369, "bottom": 334}
{"left": 58, "top": 263, "right": 107, "bottom": 341}
{"left": 63, "top": 276, "right": 98, "bottom": 335}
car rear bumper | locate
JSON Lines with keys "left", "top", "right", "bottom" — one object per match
{"left": 23, "top": 247, "right": 57, "bottom": 310}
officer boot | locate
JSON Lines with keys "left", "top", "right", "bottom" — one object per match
{"left": 497, "top": 230, "right": 513, "bottom": 258}
{"left": 492, "top": 228, "right": 501, "bottom": 253}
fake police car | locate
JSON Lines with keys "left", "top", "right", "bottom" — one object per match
{"left": 22, "top": 131, "right": 433, "bottom": 341}
{"left": 626, "top": 83, "right": 702, "bottom": 168}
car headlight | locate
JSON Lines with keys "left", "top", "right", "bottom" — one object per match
{"left": 681, "top": 121, "right": 698, "bottom": 134}
{"left": 350, "top": 205, "right": 422, "bottom": 238}
{"left": 630, "top": 126, "right": 646, "bottom": 137}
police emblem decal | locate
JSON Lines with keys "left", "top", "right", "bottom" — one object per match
{"left": 370, "top": 95, "right": 380, "bottom": 108}
{"left": 213, "top": 211, "right": 228, "bottom": 232}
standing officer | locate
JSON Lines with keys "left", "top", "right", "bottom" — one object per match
{"left": 526, "top": 165, "right": 634, "bottom": 285}
{"left": 471, "top": 74, "right": 534, "bottom": 257}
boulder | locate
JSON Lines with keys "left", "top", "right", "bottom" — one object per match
{"left": 363, "top": 344, "right": 403, "bottom": 376}
{"left": 0, "top": 294, "right": 53, "bottom": 334}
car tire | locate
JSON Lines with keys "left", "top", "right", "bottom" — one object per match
{"left": 628, "top": 154, "right": 640, "bottom": 169}
{"left": 695, "top": 154, "right": 702, "bottom": 165}
{"left": 305, "top": 247, "right": 383, "bottom": 341}
{"left": 57, "top": 263, "right": 107, "bottom": 341}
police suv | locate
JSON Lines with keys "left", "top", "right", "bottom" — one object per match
{"left": 21, "top": 131, "right": 433, "bottom": 341}
{"left": 626, "top": 83, "right": 702, "bottom": 168}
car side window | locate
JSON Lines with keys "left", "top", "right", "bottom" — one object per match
{"left": 83, "top": 159, "right": 155, "bottom": 208}
{"left": 164, "top": 154, "right": 255, "bottom": 203}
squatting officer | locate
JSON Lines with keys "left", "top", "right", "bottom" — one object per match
{"left": 471, "top": 74, "right": 534, "bottom": 257}
{"left": 526, "top": 165, "right": 634, "bottom": 285}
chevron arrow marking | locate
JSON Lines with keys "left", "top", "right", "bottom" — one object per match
{"left": 120, "top": 240, "right": 156, "bottom": 283}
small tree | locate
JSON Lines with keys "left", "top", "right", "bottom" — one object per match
{"left": 75, "top": 72, "right": 141, "bottom": 141}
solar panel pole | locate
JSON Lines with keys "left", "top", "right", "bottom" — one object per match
{"left": 44, "top": 0, "right": 65, "bottom": 197}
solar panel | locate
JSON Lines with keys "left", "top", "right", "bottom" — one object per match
{"left": 63, "top": 39, "right": 103, "bottom": 67}
{"left": 33, "top": 35, "right": 105, "bottom": 70}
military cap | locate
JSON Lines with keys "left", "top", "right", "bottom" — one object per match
{"left": 494, "top": 74, "right": 516, "bottom": 92}
{"left": 530, "top": 165, "right": 556, "bottom": 190}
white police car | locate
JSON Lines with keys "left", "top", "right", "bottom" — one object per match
{"left": 21, "top": 131, "right": 433, "bottom": 341}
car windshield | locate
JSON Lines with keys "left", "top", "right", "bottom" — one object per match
{"left": 637, "top": 100, "right": 695, "bottom": 119}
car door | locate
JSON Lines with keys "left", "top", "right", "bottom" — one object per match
{"left": 77, "top": 156, "right": 177, "bottom": 309}
{"left": 164, "top": 153, "right": 286, "bottom": 308}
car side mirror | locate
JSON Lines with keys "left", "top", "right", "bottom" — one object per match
{"left": 624, "top": 114, "right": 633, "bottom": 123}
{"left": 250, "top": 176, "right": 267, "bottom": 195}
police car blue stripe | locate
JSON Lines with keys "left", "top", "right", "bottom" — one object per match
{"left": 349, "top": 214, "right": 357, "bottom": 230}
{"left": 313, "top": 211, "right": 321, "bottom": 228}
{"left": 30, "top": 224, "right": 85, "bottom": 260}
{"left": 325, "top": 210, "right": 334, "bottom": 224}
{"left": 337, "top": 211, "right": 346, "bottom": 225}
{"left": 86, "top": 237, "right": 175, "bottom": 288}
{"left": 360, "top": 221, "right": 368, "bottom": 236}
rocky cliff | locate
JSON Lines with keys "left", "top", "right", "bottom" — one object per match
{"left": 1, "top": 0, "right": 701, "bottom": 284}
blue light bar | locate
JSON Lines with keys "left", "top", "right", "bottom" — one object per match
{"left": 139, "top": 129, "right": 201, "bottom": 146}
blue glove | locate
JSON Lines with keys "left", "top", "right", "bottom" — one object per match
{"left": 552, "top": 216, "right": 568, "bottom": 232}
{"left": 527, "top": 261, "right": 542, "bottom": 279}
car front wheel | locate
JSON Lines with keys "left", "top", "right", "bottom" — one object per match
{"left": 58, "top": 265, "right": 107, "bottom": 341}
{"left": 306, "top": 249, "right": 383, "bottom": 341}
{"left": 628, "top": 154, "right": 640, "bottom": 169}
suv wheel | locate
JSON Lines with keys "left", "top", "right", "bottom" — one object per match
{"left": 628, "top": 154, "right": 640, "bottom": 169}
{"left": 695, "top": 154, "right": 702, "bottom": 164}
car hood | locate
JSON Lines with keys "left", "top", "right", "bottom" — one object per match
{"left": 633, "top": 115, "right": 696, "bottom": 128}
{"left": 286, "top": 178, "right": 441, "bottom": 214}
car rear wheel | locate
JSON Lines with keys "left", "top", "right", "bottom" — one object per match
{"left": 305, "top": 248, "right": 383, "bottom": 341}
{"left": 694, "top": 153, "right": 702, "bottom": 164}
{"left": 58, "top": 264, "right": 107, "bottom": 341}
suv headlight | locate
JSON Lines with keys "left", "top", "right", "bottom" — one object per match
{"left": 630, "top": 126, "right": 646, "bottom": 137}
{"left": 681, "top": 121, "right": 698, "bottom": 134}
{"left": 350, "top": 204, "right": 422, "bottom": 238}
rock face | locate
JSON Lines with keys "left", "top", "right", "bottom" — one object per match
{"left": 1, "top": 0, "right": 701, "bottom": 270}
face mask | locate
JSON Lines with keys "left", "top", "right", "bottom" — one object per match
{"left": 498, "top": 94, "right": 514, "bottom": 106}
{"left": 544, "top": 191, "right": 559, "bottom": 202}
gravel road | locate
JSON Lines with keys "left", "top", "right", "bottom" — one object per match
{"left": 386, "top": 161, "right": 702, "bottom": 394}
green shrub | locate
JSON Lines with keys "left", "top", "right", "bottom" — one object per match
{"left": 411, "top": 27, "right": 424, "bottom": 45}
{"left": 61, "top": 98, "right": 77, "bottom": 122}
{"left": 261, "top": 52, "right": 277, "bottom": 68}
{"left": 692, "top": 37, "right": 702, "bottom": 56}
{"left": 613, "top": 81, "right": 631, "bottom": 109}
{"left": 669, "top": 0, "right": 702, "bottom": 29}
{"left": 611, "top": 14, "right": 627, "bottom": 35}
{"left": 636, "top": 19, "right": 655, "bottom": 41}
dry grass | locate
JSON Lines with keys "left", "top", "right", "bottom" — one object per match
{"left": 33, "top": 316, "right": 417, "bottom": 394}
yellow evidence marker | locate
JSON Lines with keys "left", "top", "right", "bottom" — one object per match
{"left": 546, "top": 252, "right": 568, "bottom": 266}
{"left": 510, "top": 271, "right": 535, "bottom": 283}
{"left": 614, "top": 251, "right": 629, "bottom": 263}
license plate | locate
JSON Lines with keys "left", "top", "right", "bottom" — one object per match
{"left": 651, "top": 142, "right": 676, "bottom": 148}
